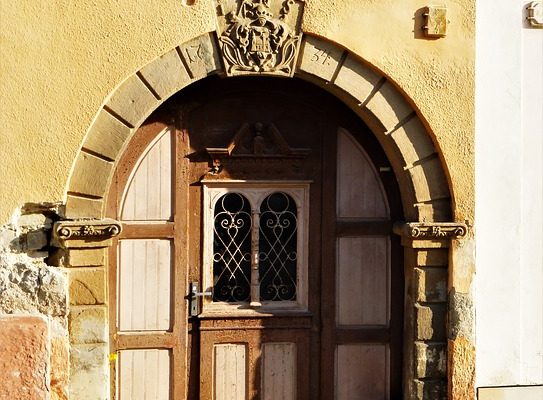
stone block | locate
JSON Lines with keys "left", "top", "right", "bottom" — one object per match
{"left": 83, "top": 109, "right": 133, "bottom": 161}
{"left": 408, "top": 157, "right": 450, "bottom": 203}
{"left": 415, "top": 342, "right": 447, "bottom": 378}
{"left": 297, "top": 36, "right": 344, "bottom": 82}
{"left": 334, "top": 54, "right": 381, "bottom": 104}
{"left": 449, "top": 337, "right": 475, "bottom": 400}
{"left": 68, "top": 248, "right": 105, "bottom": 267}
{"left": 415, "top": 303, "right": 447, "bottom": 341}
{"left": 178, "top": 33, "right": 222, "bottom": 80}
{"left": 26, "top": 229, "right": 48, "bottom": 250}
{"left": 69, "top": 268, "right": 106, "bottom": 305}
{"left": 69, "top": 152, "right": 113, "bottom": 198}
{"left": 65, "top": 195, "right": 104, "bottom": 220}
{"left": 416, "top": 200, "right": 452, "bottom": 223}
{"left": 0, "top": 260, "right": 68, "bottom": 316}
{"left": 0, "top": 315, "right": 49, "bottom": 400}
{"left": 416, "top": 249, "right": 448, "bottom": 267}
{"left": 69, "top": 306, "right": 107, "bottom": 344}
{"left": 140, "top": 47, "right": 192, "bottom": 99}
{"left": 70, "top": 343, "right": 109, "bottom": 400}
{"left": 390, "top": 117, "right": 436, "bottom": 167}
{"left": 18, "top": 213, "right": 52, "bottom": 228}
{"left": 0, "top": 228, "right": 17, "bottom": 250}
{"left": 365, "top": 81, "right": 414, "bottom": 132}
{"left": 51, "top": 334, "right": 70, "bottom": 400}
{"left": 414, "top": 267, "right": 448, "bottom": 302}
{"left": 414, "top": 379, "right": 447, "bottom": 400}
{"left": 105, "top": 73, "right": 160, "bottom": 127}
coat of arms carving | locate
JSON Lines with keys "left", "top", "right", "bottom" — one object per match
{"left": 215, "top": 0, "right": 305, "bottom": 76}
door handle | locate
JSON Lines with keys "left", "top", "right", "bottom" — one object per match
{"left": 189, "top": 281, "right": 212, "bottom": 317}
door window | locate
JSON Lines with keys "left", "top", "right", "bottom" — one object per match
{"left": 202, "top": 182, "right": 310, "bottom": 313}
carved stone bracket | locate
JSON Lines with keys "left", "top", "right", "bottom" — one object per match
{"left": 52, "top": 219, "right": 122, "bottom": 249}
{"left": 214, "top": 0, "right": 305, "bottom": 76}
{"left": 393, "top": 222, "right": 468, "bottom": 248}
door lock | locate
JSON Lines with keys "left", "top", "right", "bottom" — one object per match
{"left": 189, "top": 281, "right": 212, "bottom": 317}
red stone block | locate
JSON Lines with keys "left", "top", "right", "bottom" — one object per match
{"left": 0, "top": 315, "right": 49, "bottom": 399}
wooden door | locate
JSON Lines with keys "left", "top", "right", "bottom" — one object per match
{"left": 107, "top": 77, "right": 403, "bottom": 399}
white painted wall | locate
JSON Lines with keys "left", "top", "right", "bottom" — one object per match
{"left": 476, "top": 0, "right": 543, "bottom": 388}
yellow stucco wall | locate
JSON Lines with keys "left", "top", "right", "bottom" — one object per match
{"left": 0, "top": 0, "right": 474, "bottom": 224}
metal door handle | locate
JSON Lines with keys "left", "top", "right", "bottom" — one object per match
{"left": 189, "top": 281, "right": 212, "bottom": 316}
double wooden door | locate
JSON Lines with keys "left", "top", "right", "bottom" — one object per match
{"left": 107, "top": 78, "right": 403, "bottom": 399}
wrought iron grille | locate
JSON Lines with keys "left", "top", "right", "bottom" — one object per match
{"left": 212, "top": 193, "right": 252, "bottom": 302}
{"left": 258, "top": 192, "right": 298, "bottom": 301}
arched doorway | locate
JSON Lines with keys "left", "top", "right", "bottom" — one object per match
{"left": 56, "top": 33, "right": 469, "bottom": 400}
{"left": 106, "top": 77, "right": 404, "bottom": 399}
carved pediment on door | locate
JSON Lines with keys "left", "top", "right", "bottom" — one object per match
{"left": 214, "top": 0, "right": 305, "bottom": 76}
{"left": 205, "top": 122, "right": 311, "bottom": 179}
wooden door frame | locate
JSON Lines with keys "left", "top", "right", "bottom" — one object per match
{"left": 104, "top": 77, "right": 407, "bottom": 399}
{"left": 105, "top": 115, "right": 191, "bottom": 400}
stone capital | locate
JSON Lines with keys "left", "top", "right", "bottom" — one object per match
{"left": 393, "top": 222, "right": 468, "bottom": 248}
{"left": 52, "top": 218, "right": 122, "bottom": 249}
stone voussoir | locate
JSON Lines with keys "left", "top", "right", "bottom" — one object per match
{"left": 178, "top": 33, "right": 222, "bottom": 80}
{"left": 408, "top": 157, "right": 451, "bottom": 203}
{"left": 364, "top": 80, "right": 414, "bottom": 133}
{"left": 389, "top": 116, "right": 437, "bottom": 167}
{"left": 297, "top": 35, "right": 343, "bottom": 82}
{"left": 334, "top": 53, "right": 382, "bottom": 104}
{"left": 105, "top": 73, "right": 160, "bottom": 128}
{"left": 68, "top": 152, "right": 113, "bottom": 199}
{"left": 65, "top": 195, "right": 104, "bottom": 220}
{"left": 83, "top": 109, "right": 133, "bottom": 161}
{"left": 139, "top": 46, "right": 192, "bottom": 99}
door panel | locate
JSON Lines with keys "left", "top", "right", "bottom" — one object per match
{"left": 336, "top": 344, "right": 389, "bottom": 400}
{"left": 118, "top": 349, "right": 171, "bottom": 400}
{"left": 261, "top": 342, "right": 297, "bottom": 400}
{"left": 121, "top": 129, "right": 173, "bottom": 221}
{"left": 336, "top": 236, "right": 389, "bottom": 326}
{"left": 118, "top": 239, "right": 172, "bottom": 331}
{"left": 213, "top": 344, "right": 247, "bottom": 400}
{"left": 108, "top": 77, "right": 403, "bottom": 399}
{"left": 336, "top": 129, "right": 389, "bottom": 218}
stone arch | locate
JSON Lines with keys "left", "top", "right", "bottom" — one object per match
{"left": 58, "top": 32, "right": 469, "bottom": 399}
{"left": 65, "top": 33, "right": 452, "bottom": 223}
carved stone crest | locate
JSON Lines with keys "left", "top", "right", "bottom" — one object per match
{"left": 215, "top": 0, "right": 305, "bottom": 76}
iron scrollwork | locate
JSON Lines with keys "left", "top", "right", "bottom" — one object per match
{"left": 213, "top": 193, "right": 252, "bottom": 302}
{"left": 258, "top": 192, "right": 298, "bottom": 301}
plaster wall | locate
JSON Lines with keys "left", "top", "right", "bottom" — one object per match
{"left": 475, "top": 0, "right": 543, "bottom": 388}
{"left": 0, "top": 0, "right": 475, "bottom": 225}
